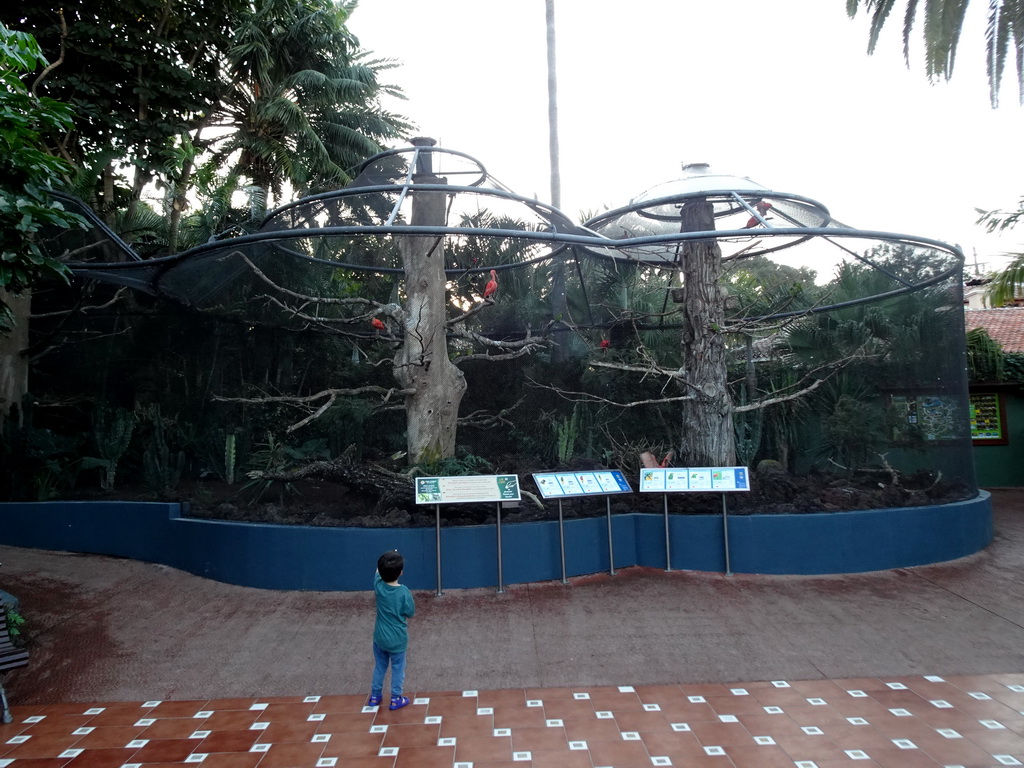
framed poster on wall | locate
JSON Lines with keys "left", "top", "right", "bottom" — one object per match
{"left": 969, "top": 392, "right": 1008, "bottom": 445}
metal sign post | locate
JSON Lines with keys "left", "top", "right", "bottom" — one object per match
{"left": 532, "top": 470, "right": 633, "bottom": 583}
{"left": 639, "top": 466, "right": 749, "bottom": 574}
{"left": 415, "top": 475, "right": 521, "bottom": 595}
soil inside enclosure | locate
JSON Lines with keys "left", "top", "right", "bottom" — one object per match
{"left": 68, "top": 461, "right": 976, "bottom": 529}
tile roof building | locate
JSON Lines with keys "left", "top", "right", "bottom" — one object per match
{"left": 965, "top": 308, "right": 1024, "bottom": 353}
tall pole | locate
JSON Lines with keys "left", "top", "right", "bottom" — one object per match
{"left": 545, "top": 0, "right": 569, "bottom": 361}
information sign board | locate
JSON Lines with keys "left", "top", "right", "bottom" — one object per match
{"left": 532, "top": 470, "right": 632, "bottom": 499}
{"left": 639, "top": 466, "right": 750, "bottom": 493}
{"left": 415, "top": 475, "right": 521, "bottom": 504}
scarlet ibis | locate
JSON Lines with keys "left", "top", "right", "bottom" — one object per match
{"left": 483, "top": 269, "right": 498, "bottom": 300}
{"left": 743, "top": 199, "right": 774, "bottom": 229}
{"left": 371, "top": 318, "right": 386, "bottom": 331}
{"left": 599, "top": 339, "right": 611, "bottom": 351}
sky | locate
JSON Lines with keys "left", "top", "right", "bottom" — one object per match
{"left": 347, "top": 0, "right": 1024, "bottom": 274}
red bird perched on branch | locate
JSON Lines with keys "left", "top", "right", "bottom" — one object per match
{"left": 371, "top": 317, "right": 386, "bottom": 332}
{"left": 483, "top": 269, "right": 498, "bottom": 300}
{"left": 743, "top": 199, "right": 774, "bottom": 229}
{"left": 599, "top": 339, "right": 611, "bottom": 352}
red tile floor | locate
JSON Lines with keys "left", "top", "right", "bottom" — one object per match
{"left": 4, "top": 674, "right": 1024, "bottom": 768}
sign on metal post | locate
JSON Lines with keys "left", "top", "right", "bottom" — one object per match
{"left": 415, "top": 475, "right": 521, "bottom": 594}
{"left": 638, "top": 467, "right": 750, "bottom": 573}
{"left": 532, "top": 470, "right": 633, "bottom": 578}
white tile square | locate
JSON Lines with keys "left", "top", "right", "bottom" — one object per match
{"left": 687, "top": 695, "right": 705, "bottom": 703}
{"left": 184, "top": 754, "right": 207, "bottom": 763}
{"left": 924, "top": 675, "right": 945, "bottom": 682}
{"left": 526, "top": 700, "right": 543, "bottom": 707}
{"left": 704, "top": 746, "right": 725, "bottom": 756}
{"left": 193, "top": 710, "right": 213, "bottom": 718}
{"left": 730, "top": 688, "right": 748, "bottom": 696}
{"left": 476, "top": 707, "right": 494, "bottom": 716}
{"left": 643, "top": 703, "right": 661, "bottom": 711}
{"left": 995, "top": 757, "right": 1022, "bottom": 766}
{"left": 311, "top": 734, "right": 330, "bottom": 743}
{"left": 969, "top": 692, "right": 992, "bottom": 700}
{"left": 413, "top": 697, "right": 430, "bottom": 705}
{"left": 764, "top": 706, "right": 784, "bottom": 714}
{"left": 893, "top": 738, "right": 918, "bottom": 749}
{"left": 58, "top": 749, "right": 83, "bottom": 758}
{"left": 546, "top": 719, "right": 563, "bottom": 727}
{"left": 847, "top": 690, "right": 867, "bottom": 697}
{"left": 462, "top": 690, "right": 478, "bottom": 697}
{"left": 772, "top": 681, "right": 791, "bottom": 688}
{"left": 847, "top": 717, "right": 869, "bottom": 725}
{"left": 651, "top": 758, "right": 672, "bottom": 766}
{"left": 134, "top": 718, "right": 156, "bottom": 727}
{"left": 889, "top": 708, "right": 912, "bottom": 716}
{"left": 568, "top": 740, "right": 588, "bottom": 750}
{"left": 0, "top": 760, "right": 13, "bottom": 768}
{"left": 73, "top": 727, "right": 95, "bottom": 735}
{"left": 23, "top": 716, "right": 45, "bottom": 723}
{"left": 807, "top": 697, "right": 827, "bottom": 706}
{"left": 596, "top": 711, "right": 614, "bottom": 719}
{"left": 981, "top": 719, "right": 1006, "bottom": 729}
{"left": 316, "top": 759, "right": 337, "bottom": 767}
{"left": 802, "top": 726, "right": 824, "bottom": 735}
{"left": 754, "top": 735, "right": 776, "bottom": 745}
{"left": 453, "top": 763, "right": 473, "bottom": 768}
{"left": 249, "top": 703, "right": 268, "bottom": 711}
{"left": 573, "top": 692, "right": 590, "bottom": 700}
{"left": 438, "top": 737, "right": 456, "bottom": 746}
{"left": 361, "top": 706, "right": 378, "bottom": 713}
{"left": 307, "top": 713, "right": 325, "bottom": 722}
{"left": 378, "top": 747, "right": 399, "bottom": 756}
{"left": 513, "top": 752, "right": 531, "bottom": 761}
{"left": 937, "top": 728, "right": 962, "bottom": 738}
{"left": 424, "top": 716, "right": 442, "bottom": 724}
{"left": 931, "top": 700, "right": 953, "bottom": 708}
{"left": 84, "top": 708, "right": 105, "bottom": 715}
{"left": 120, "top": 764, "right": 143, "bottom": 768}
{"left": 618, "top": 685, "right": 635, "bottom": 693}
{"left": 670, "top": 723, "right": 690, "bottom": 731}
{"left": 141, "top": 701, "right": 161, "bottom": 708}
{"left": 718, "top": 714, "right": 738, "bottom": 723}
{"left": 886, "top": 682, "right": 908, "bottom": 690}
{"left": 249, "top": 744, "right": 270, "bottom": 753}
{"left": 621, "top": 731, "right": 641, "bottom": 740}
{"left": 249, "top": 722, "right": 269, "bottom": 730}
{"left": 493, "top": 728, "right": 511, "bottom": 737}
{"left": 125, "top": 740, "right": 148, "bottom": 748}
{"left": 189, "top": 730, "right": 211, "bottom": 739}
{"left": 794, "top": 762, "right": 819, "bottom": 768}
{"left": 369, "top": 725, "right": 388, "bottom": 733}
{"left": 303, "top": 696, "right": 320, "bottom": 703}
{"left": 1008, "top": 685, "right": 1024, "bottom": 693}
{"left": 845, "top": 750, "right": 871, "bottom": 759}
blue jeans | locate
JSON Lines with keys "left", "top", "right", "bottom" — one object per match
{"left": 371, "top": 641, "right": 407, "bottom": 698}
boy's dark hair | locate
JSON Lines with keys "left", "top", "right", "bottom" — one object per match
{"left": 378, "top": 550, "right": 404, "bottom": 582}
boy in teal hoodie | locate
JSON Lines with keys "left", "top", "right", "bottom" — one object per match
{"left": 368, "top": 550, "right": 416, "bottom": 711}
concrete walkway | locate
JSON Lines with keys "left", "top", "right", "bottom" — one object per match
{"left": 1, "top": 490, "right": 1021, "bottom": 705}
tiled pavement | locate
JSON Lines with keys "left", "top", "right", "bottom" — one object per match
{"left": 4, "top": 676, "right": 1024, "bottom": 767}
{"left": 3, "top": 489, "right": 1024, "bottom": 767}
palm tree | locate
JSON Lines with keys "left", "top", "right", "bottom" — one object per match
{"left": 845, "top": 0, "right": 1024, "bottom": 106}
{"left": 202, "top": 0, "right": 411, "bottom": 208}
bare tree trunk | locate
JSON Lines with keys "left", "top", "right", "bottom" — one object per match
{"left": 545, "top": 0, "right": 570, "bottom": 362}
{"left": 393, "top": 173, "right": 467, "bottom": 464}
{"left": 678, "top": 199, "right": 735, "bottom": 466}
{"left": 0, "top": 289, "right": 31, "bottom": 427}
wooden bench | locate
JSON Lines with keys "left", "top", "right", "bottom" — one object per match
{"left": 0, "top": 618, "right": 28, "bottom": 724}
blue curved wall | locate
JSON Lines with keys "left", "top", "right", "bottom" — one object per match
{"left": 0, "top": 493, "right": 992, "bottom": 590}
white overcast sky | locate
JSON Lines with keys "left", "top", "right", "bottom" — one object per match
{"left": 348, "top": 0, "right": 1024, "bottom": 272}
